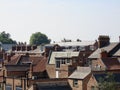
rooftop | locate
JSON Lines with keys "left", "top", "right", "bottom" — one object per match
{"left": 48, "top": 51, "right": 79, "bottom": 64}
{"left": 68, "top": 67, "right": 91, "bottom": 79}
{"left": 46, "top": 41, "right": 96, "bottom": 47}
{"left": 102, "top": 57, "right": 120, "bottom": 70}
{"left": 88, "top": 42, "right": 119, "bottom": 59}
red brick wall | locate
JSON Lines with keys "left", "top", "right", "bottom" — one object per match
{"left": 46, "top": 64, "right": 56, "bottom": 78}
{"left": 92, "top": 58, "right": 106, "bottom": 71}
{"left": 87, "top": 75, "right": 98, "bottom": 90}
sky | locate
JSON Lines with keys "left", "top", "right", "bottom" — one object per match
{"left": 0, "top": 0, "right": 120, "bottom": 44}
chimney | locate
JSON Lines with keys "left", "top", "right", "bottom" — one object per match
{"left": 21, "top": 45, "right": 26, "bottom": 51}
{"left": 7, "top": 55, "right": 11, "bottom": 62}
{"left": 100, "top": 49, "right": 107, "bottom": 58}
{"left": 98, "top": 35, "right": 110, "bottom": 48}
{"left": 31, "top": 45, "right": 37, "bottom": 50}
{"left": 17, "top": 45, "right": 21, "bottom": 51}
{"left": 26, "top": 45, "right": 31, "bottom": 51}
{"left": 12, "top": 46, "right": 16, "bottom": 51}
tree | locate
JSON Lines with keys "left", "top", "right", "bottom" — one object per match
{"left": 29, "top": 32, "right": 51, "bottom": 45}
{"left": 0, "top": 31, "right": 16, "bottom": 44}
{"left": 98, "top": 73, "right": 116, "bottom": 90}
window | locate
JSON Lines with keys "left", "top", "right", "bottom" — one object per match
{"left": 91, "top": 86, "right": 95, "bottom": 90}
{"left": 61, "top": 59, "right": 66, "bottom": 64}
{"left": 73, "top": 79, "right": 78, "bottom": 87}
{"left": 56, "top": 60, "right": 60, "bottom": 68}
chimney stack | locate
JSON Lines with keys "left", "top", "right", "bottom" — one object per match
{"left": 100, "top": 49, "right": 108, "bottom": 58}
{"left": 98, "top": 35, "right": 110, "bottom": 48}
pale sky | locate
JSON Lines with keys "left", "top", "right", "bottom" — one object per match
{"left": 0, "top": 0, "right": 120, "bottom": 44}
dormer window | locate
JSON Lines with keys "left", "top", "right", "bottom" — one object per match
{"left": 73, "top": 79, "right": 78, "bottom": 87}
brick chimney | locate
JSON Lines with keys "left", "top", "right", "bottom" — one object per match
{"left": 17, "top": 45, "right": 21, "bottom": 51}
{"left": 21, "top": 45, "right": 26, "bottom": 51}
{"left": 26, "top": 45, "right": 31, "bottom": 51}
{"left": 98, "top": 35, "right": 110, "bottom": 48}
{"left": 100, "top": 49, "right": 108, "bottom": 58}
{"left": 31, "top": 45, "right": 37, "bottom": 50}
{"left": 7, "top": 55, "right": 11, "bottom": 62}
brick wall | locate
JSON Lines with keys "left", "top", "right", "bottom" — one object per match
{"left": 59, "top": 64, "right": 69, "bottom": 78}
{"left": 46, "top": 64, "right": 56, "bottom": 78}
{"left": 68, "top": 79, "right": 83, "bottom": 90}
{"left": 4, "top": 77, "right": 28, "bottom": 90}
{"left": 87, "top": 75, "right": 98, "bottom": 90}
{"left": 68, "top": 74, "right": 93, "bottom": 90}
{"left": 92, "top": 58, "right": 106, "bottom": 71}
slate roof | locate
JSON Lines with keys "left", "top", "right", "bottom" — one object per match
{"left": 48, "top": 51, "right": 79, "bottom": 64}
{"left": 94, "top": 73, "right": 120, "bottom": 83}
{"left": 88, "top": 43, "right": 119, "bottom": 59}
{"left": 68, "top": 67, "right": 91, "bottom": 79}
{"left": 101, "top": 58, "right": 120, "bottom": 70}
{"left": 46, "top": 41, "right": 95, "bottom": 47}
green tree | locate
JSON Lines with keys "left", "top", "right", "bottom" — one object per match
{"left": 98, "top": 73, "right": 116, "bottom": 90}
{"left": 29, "top": 32, "right": 51, "bottom": 45}
{"left": 0, "top": 31, "right": 16, "bottom": 44}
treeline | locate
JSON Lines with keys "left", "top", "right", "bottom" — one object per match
{"left": 0, "top": 31, "right": 51, "bottom": 45}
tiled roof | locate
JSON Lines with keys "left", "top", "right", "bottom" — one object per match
{"left": 102, "top": 58, "right": 120, "bottom": 70}
{"left": 49, "top": 51, "right": 79, "bottom": 64}
{"left": 88, "top": 43, "right": 119, "bottom": 59}
{"left": 33, "top": 57, "right": 47, "bottom": 72}
{"left": 7, "top": 54, "right": 21, "bottom": 65}
{"left": 68, "top": 67, "right": 91, "bottom": 79}
{"left": 6, "top": 55, "right": 47, "bottom": 73}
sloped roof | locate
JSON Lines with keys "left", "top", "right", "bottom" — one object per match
{"left": 33, "top": 57, "right": 47, "bottom": 72}
{"left": 102, "top": 58, "right": 120, "bottom": 70}
{"left": 49, "top": 51, "right": 79, "bottom": 64}
{"left": 68, "top": 67, "right": 91, "bottom": 79}
{"left": 88, "top": 43, "right": 119, "bottom": 59}
{"left": 113, "top": 49, "right": 120, "bottom": 56}
{"left": 7, "top": 54, "right": 21, "bottom": 65}
{"left": 46, "top": 41, "right": 95, "bottom": 47}
{"left": 6, "top": 55, "right": 47, "bottom": 73}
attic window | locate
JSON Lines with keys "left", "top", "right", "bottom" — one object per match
{"left": 91, "top": 86, "right": 95, "bottom": 90}
{"left": 56, "top": 60, "right": 60, "bottom": 68}
{"left": 61, "top": 59, "right": 66, "bottom": 64}
{"left": 73, "top": 79, "right": 78, "bottom": 87}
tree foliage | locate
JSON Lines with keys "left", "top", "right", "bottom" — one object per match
{"left": 0, "top": 31, "right": 16, "bottom": 44}
{"left": 98, "top": 73, "right": 116, "bottom": 90}
{"left": 29, "top": 32, "right": 51, "bottom": 45}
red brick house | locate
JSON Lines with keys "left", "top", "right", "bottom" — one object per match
{"left": 68, "top": 67, "right": 92, "bottom": 90}
{"left": 68, "top": 67, "right": 120, "bottom": 90}
{"left": 0, "top": 54, "right": 48, "bottom": 90}
{"left": 46, "top": 51, "right": 81, "bottom": 78}
{"left": 88, "top": 35, "right": 120, "bottom": 73}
